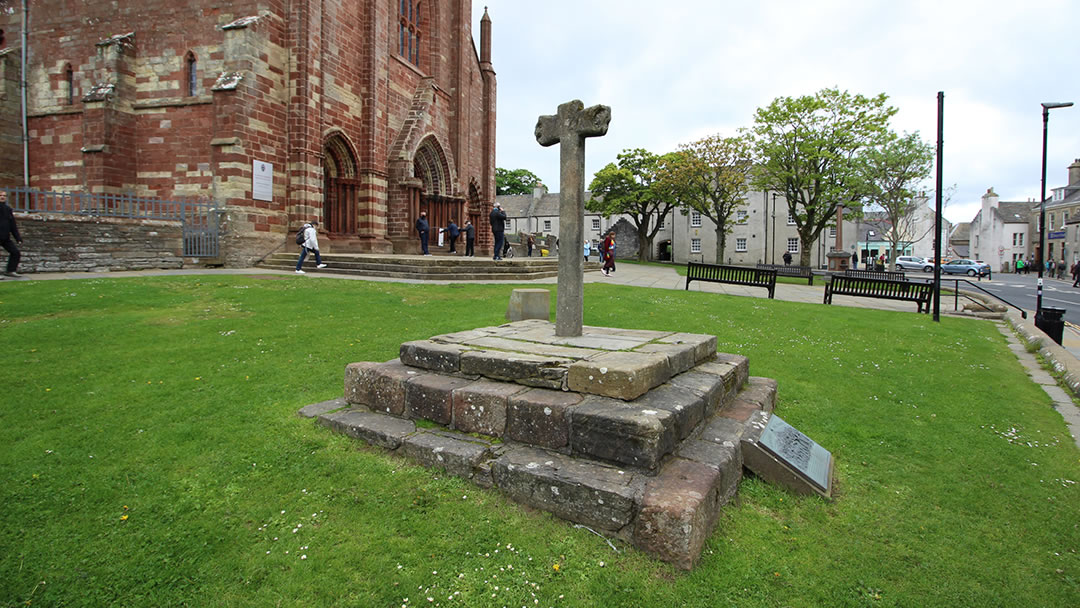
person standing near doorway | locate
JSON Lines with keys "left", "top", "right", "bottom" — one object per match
{"left": 295, "top": 220, "right": 326, "bottom": 273}
{"left": 415, "top": 211, "right": 430, "bottom": 255}
{"left": 446, "top": 219, "right": 460, "bottom": 254}
{"left": 464, "top": 220, "right": 475, "bottom": 257}
{"left": 490, "top": 202, "right": 506, "bottom": 260}
{"left": 0, "top": 190, "right": 22, "bottom": 277}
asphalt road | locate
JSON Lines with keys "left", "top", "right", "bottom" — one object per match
{"left": 932, "top": 271, "right": 1080, "bottom": 325}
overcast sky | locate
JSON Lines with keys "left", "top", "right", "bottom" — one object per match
{"left": 472, "top": 0, "right": 1080, "bottom": 224}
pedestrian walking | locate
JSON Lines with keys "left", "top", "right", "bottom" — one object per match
{"left": 1016, "top": 257, "right": 1024, "bottom": 274}
{"left": 1048, "top": 259, "right": 1055, "bottom": 277}
{"left": 415, "top": 211, "right": 430, "bottom": 255}
{"left": 782, "top": 250, "right": 792, "bottom": 265}
{"left": 464, "top": 220, "right": 475, "bottom": 257}
{"left": 1071, "top": 261, "right": 1080, "bottom": 287}
{"left": 295, "top": 220, "right": 327, "bottom": 273}
{"left": 601, "top": 231, "right": 616, "bottom": 276}
{"left": 851, "top": 251, "right": 859, "bottom": 269}
{"left": 1059, "top": 259, "right": 1067, "bottom": 280}
{"left": 584, "top": 239, "right": 591, "bottom": 262}
{"left": 490, "top": 202, "right": 506, "bottom": 260}
{"left": 526, "top": 234, "right": 535, "bottom": 257}
{"left": 0, "top": 190, "right": 22, "bottom": 277}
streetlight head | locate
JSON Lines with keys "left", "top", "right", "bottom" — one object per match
{"left": 1041, "top": 101, "right": 1074, "bottom": 109}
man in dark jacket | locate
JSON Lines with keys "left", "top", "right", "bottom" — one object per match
{"left": 489, "top": 202, "right": 507, "bottom": 260}
{"left": 0, "top": 190, "right": 22, "bottom": 277}
{"left": 446, "top": 219, "right": 460, "bottom": 253}
{"left": 415, "top": 211, "right": 430, "bottom": 255}
{"left": 464, "top": 220, "right": 475, "bottom": 257}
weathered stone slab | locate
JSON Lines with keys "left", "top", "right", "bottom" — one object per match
{"left": 655, "top": 332, "right": 717, "bottom": 365}
{"left": 429, "top": 329, "right": 492, "bottom": 344}
{"left": 694, "top": 360, "right": 742, "bottom": 406}
{"left": 344, "top": 359, "right": 425, "bottom": 415}
{"left": 698, "top": 416, "right": 748, "bottom": 445}
{"left": 506, "top": 288, "right": 551, "bottom": 322}
{"left": 570, "top": 395, "right": 676, "bottom": 472}
{"left": 507, "top": 387, "right": 583, "bottom": 449}
{"left": 711, "top": 353, "right": 749, "bottom": 387}
{"left": 399, "top": 340, "right": 468, "bottom": 373}
{"left": 491, "top": 446, "right": 641, "bottom": 532}
{"left": 634, "top": 342, "right": 698, "bottom": 376}
{"left": 675, "top": 439, "right": 742, "bottom": 504}
{"left": 581, "top": 326, "right": 672, "bottom": 340}
{"left": 554, "top": 334, "right": 652, "bottom": 350}
{"left": 567, "top": 351, "right": 671, "bottom": 400}
{"left": 298, "top": 397, "right": 348, "bottom": 418}
{"left": 401, "top": 430, "right": 492, "bottom": 479}
{"left": 451, "top": 379, "right": 527, "bottom": 436}
{"left": 739, "top": 377, "right": 778, "bottom": 412}
{"left": 668, "top": 370, "right": 727, "bottom": 416}
{"left": 460, "top": 350, "right": 570, "bottom": 389}
{"left": 462, "top": 336, "right": 600, "bottom": 360}
{"left": 633, "top": 458, "right": 723, "bottom": 571}
{"left": 317, "top": 409, "right": 416, "bottom": 450}
{"left": 630, "top": 383, "right": 705, "bottom": 441}
{"left": 405, "top": 374, "right": 474, "bottom": 425}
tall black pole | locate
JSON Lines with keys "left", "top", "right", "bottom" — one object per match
{"left": 933, "top": 92, "right": 944, "bottom": 321}
{"left": 763, "top": 190, "right": 768, "bottom": 264}
{"left": 1038, "top": 105, "right": 1049, "bottom": 319}
{"left": 771, "top": 192, "right": 777, "bottom": 265}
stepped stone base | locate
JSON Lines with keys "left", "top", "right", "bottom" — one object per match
{"left": 304, "top": 320, "right": 784, "bottom": 570}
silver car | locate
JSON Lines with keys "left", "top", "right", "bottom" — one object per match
{"left": 941, "top": 259, "right": 991, "bottom": 276}
{"left": 894, "top": 256, "right": 935, "bottom": 272}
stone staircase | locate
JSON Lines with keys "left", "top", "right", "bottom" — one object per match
{"left": 299, "top": 320, "right": 785, "bottom": 569}
{"left": 260, "top": 252, "right": 602, "bottom": 281}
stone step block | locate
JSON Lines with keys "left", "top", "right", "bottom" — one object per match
{"left": 399, "top": 340, "right": 468, "bottom": 373}
{"left": 717, "top": 378, "right": 778, "bottom": 424}
{"left": 655, "top": 332, "right": 718, "bottom": 365}
{"left": 505, "top": 288, "right": 551, "bottom": 321}
{"left": 710, "top": 353, "right": 749, "bottom": 387}
{"left": 298, "top": 397, "right": 349, "bottom": 418}
{"left": 459, "top": 335, "right": 600, "bottom": 361}
{"left": 630, "top": 383, "right": 705, "bottom": 441}
{"left": 567, "top": 351, "right": 672, "bottom": 400}
{"left": 570, "top": 395, "right": 676, "bottom": 473}
{"left": 632, "top": 458, "right": 724, "bottom": 570}
{"left": 344, "top": 359, "right": 427, "bottom": 415}
{"left": 452, "top": 379, "right": 528, "bottom": 436}
{"left": 634, "top": 342, "right": 698, "bottom": 377}
{"left": 506, "top": 387, "right": 583, "bottom": 449}
{"left": 667, "top": 370, "right": 728, "bottom": 416}
{"left": 675, "top": 438, "right": 742, "bottom": 505}
{"left": 401, "top": 430, "right": 493, "bottom": 481}
{"left": 460, "top": 350, "right": 570, "bottom": 389}
{"left": 405, "top": 374, "right": 474, "bottom": 425}
{"left": 491, "top": 446, "right": 643, "bottom": 532}
{"left": 316, "top": 408, "right": 417, "bottom": 450}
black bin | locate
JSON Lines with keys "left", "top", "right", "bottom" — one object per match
{"left": 1036, "top": 306, "right": 1067, "bottom": 346}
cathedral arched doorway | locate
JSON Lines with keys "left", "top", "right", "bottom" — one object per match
{"left": 408, "top": 136, "right": 464, "bottom": 240}
{"left": 323, "top": 134, "right": 360, "bottom": 236}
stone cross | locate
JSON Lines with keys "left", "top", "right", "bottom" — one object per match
{"left": 536, "top": 100, "right": 611, "bottom": 337}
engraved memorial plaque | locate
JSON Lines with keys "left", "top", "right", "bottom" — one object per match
{"left": 758, "top": 415, "right": 832, "bottom": 494}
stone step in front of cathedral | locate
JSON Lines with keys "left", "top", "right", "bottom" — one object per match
{"left": 259, "top": 253, "right": 602, "bottom": 281}
{"left": 299, "top": 320, "right": 790, "bottom": 569}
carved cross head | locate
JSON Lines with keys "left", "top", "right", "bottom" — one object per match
{"left": 535, "top": 100, "right": 611, "bottom": 147}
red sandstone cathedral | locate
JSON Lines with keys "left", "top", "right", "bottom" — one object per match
{"left": 0, "top": 1, "right": 496, "bottom": 265}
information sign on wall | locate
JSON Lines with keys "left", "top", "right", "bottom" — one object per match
{"left": 253, "top": 160, "right": 274, "bottom": 201}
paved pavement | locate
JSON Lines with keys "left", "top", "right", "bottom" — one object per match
{"left": 4, "top": 262, "right": 1078, "bottom": 447}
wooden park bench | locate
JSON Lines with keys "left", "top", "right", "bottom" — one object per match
{"left": 685, "top": 262, "right": 776, "bottom": 299}
{"left": 823, "top": 274, "right": 933, "bottom": 313}
{"left": 758, "top": 263, "right": 814, "bottom": 285}
{"left": 844, "top": 268, "right": 906, "bottom": 281}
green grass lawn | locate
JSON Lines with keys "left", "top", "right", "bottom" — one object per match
{"left": 1, "top": 275, "right": 1077, "bottom": 607}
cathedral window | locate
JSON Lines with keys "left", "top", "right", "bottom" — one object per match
{"left": 399, "top": 1, "right": 422, "bottom": 67}
{"left": 64, "top": 64, "right": 74, "bottom": 105}
{"left": 186, "top": 52, "right": 198, "bottom": 96}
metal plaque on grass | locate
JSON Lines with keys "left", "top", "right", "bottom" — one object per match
{"left": 758, "top": 415, "right": 832, "bottom": 493}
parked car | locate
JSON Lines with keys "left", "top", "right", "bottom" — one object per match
{"left": 940, "top": 258, "right": 991, "bottom": 276}
{"left": 894, "top": 256, "right": 935, "bottom": 272}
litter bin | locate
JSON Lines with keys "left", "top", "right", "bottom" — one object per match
{"left": 1036, "top": 306, "right": 1066, "bottom": 346}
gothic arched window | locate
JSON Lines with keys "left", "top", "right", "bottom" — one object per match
{"left": 186, "top": 52, "right": 198, "bottom": 96}
{"left": 398, "top": 1, "right": 422, "bottom": 67}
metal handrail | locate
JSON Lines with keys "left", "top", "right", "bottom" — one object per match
{"left": 948, "top": 278, "right": 1027, "bottom": 318}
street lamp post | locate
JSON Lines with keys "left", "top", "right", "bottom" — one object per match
{"left": 1037, "top": 101, "right": 1073, "bottom": 320}
{"left": 771, "top": 192, "right": 778, "bottom": 265}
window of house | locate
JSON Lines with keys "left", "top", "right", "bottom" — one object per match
{"left": 399, "top": 1, "right": 422, "bottom": 67}
{"left": 690, "top": 238, "right": 701, "bottom": 254}
{"left": 736, "top": 238, "right": 747, "bottom": 252}
{"left": 691, "top": 211, "right": 702, "bottom": 227}
{"left": 64, "top": 64, "right": 74, "bottom": 105}
{"left": 787, "top": 238, "right": 798, "bottom": 253}
{"left": 736, "top": 210, "right": 748, "bottom": 224}
{"left": 829, "top": 227, "right": 836, "bottom": 238}
{"left": 1050, "top": 215, "right": 1056, "bottom": 230}
{"left": 591, "top": 218, "right": 600, "bottom": 231}
{"left": 543, "top": 219, "right": 551, "bottom": 231}
{"left": 657, "top": 216, "right": 665, "bottom": 229}
{"left": 186, "top": 52, "right": 197, "bottom": 96}
{"left": 787, "top": 211, "right": 796, "bottom": 225}
{"left": 1019, "top": 233, "right": 1023, "bottom": 246}
{"left": 1012, "top": 233, "right": 1017, "bottom": 246}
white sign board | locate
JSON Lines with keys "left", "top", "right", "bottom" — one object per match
{"left": 252, "top": 160, "right": 274, "bottom": 201}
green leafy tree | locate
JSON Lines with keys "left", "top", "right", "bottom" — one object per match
{"left": 587, "top": 148, "right": 674, "bottom": 261}
{"left": 495, "top": 168, "right": 542, "bottom": 195}
{"left": 860, "top": 132, "right": 936, "bottom": 263}
{"left": 663, "top": 135, "right": 753, "bottom": 264}
{"left": 749, "top": 88, "right": 896, "bottom": 266}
